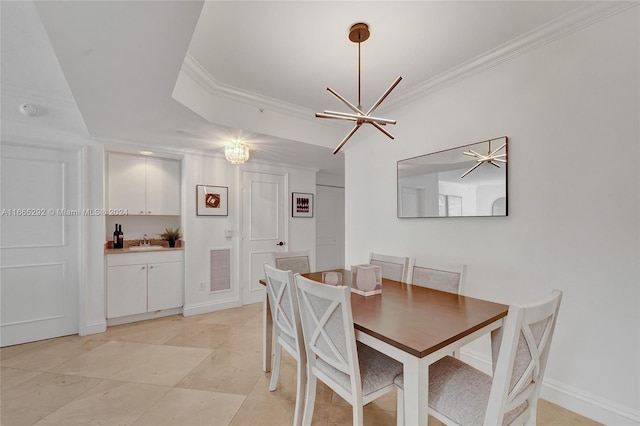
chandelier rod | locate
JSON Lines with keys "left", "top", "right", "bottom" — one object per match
{"left": 358, "top": 40, "right": 361, "bottom": 109}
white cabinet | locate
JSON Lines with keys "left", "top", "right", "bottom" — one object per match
{"left": 107, "top": 153, "right": 180, "bottom": 215}
{"left": 147, "top": 261, "right": 183, "bottom": 311}
{"left": 106, "top": 251, "right": 183, "bottom": 319}
{"left": 107, "top": 264, "right": 148, "bottom": 318}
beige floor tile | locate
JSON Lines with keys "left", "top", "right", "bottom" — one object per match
{"left": 49, "top": 341, "right": 210, "bottom": 386}
{"left": 1, "top": 367, "right": 42, "bottom": 392}
{"left": 132, "top": 387, "right": 245, "bottom": 426}
{"left": 537, "top": 399, "right": 603, "bottom": 425}
{"left": 1, "top": 302, "right": 601, "bottom": 426}
{"left": 163, "top": 322, "right": 233, "bottom": 350}
{"left": 110, "top": 343, "right": 211, "bottom": 386}
{"left": 197, "top": 303, "right": 262, "bottom": 327}
{"left": 34, "top": 380, "right": 169, "bottom": 426}
{"left": 97, "top": 316, "right": 186, "bottom": 345}
{"left": 225, "top": 325, "right": 263, "bottom": 353}
{"left": 1, "top": 372, "right": 101, "bottom": 426}
{"left": 228, "top": 374, "right": 295, "bottom": 426}
{"left": 1, "top": 336, "right": 107, "bottom": 372}
{"left": 48, "top": 340, "right": 152, "bottom": 378}
{"left": 177, "top": 348, "right": 263, "bottom": 395}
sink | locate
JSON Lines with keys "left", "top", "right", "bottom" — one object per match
{"left": 128, "top": 245, "right": 164, "bottom": 251}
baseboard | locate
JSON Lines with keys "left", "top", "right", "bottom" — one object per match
{"left": 80, "top": 319, "right": 107, "bottom": 336}
{"left": 460, "top": 348, "right": 640, "bottom": 425}
{"left": 540, "top": 378, "right": 640, "bottom": 425}
{"left": 182, "top": 299, "right": 241, "bottom": 317}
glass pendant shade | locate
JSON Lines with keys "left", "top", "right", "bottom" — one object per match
{"left": 225, "top": 140, "right": 249, "bottom": 165}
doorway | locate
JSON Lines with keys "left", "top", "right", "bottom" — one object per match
{"left": 241, "top": 170, "right": 287, "bottom": 305}
{"left": 315, "top": 184, "right": 345, "bottom": 270}
{"left": 1, "top": 144, "right": 81, "bottom": 346}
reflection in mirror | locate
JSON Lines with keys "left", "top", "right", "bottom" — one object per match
{"left": 397, "top": 137, "right": 508, "bottom": 218}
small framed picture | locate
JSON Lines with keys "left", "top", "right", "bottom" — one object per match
{"left": 292, "top": 192, "right": 313, "bottom": 218}
{"left": 196, "top": 185, "right": 228, "bottom": 216}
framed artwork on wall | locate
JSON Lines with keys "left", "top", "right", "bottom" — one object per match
{"left": 292, "top": 192, "right": 313, "bottom": 218}
{"left": 196, "top": 185, "right": 228, "bottom": 216}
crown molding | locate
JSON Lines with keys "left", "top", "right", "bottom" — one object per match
{"left": 181, "top": 54, "right": 321, "bottom": 123}
{"left": 184, "top": 2, "right": 636, "bottom": 116}
{"left": 384, "top": 1, "right": 638, "bottom": 110}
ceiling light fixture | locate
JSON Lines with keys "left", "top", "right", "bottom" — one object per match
{"left": 225, "top": 140, "right": 250, "bottom": 165}
{"left": 316, "top": 22, "right": 402, "bottom": 154}
{"left": 460, "top": 141, "right": 507, "bottom": 178}
{"left": 19, "top": 103, "right": 38, "bottom": 117}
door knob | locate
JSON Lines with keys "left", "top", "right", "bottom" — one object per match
{"left": 276, "top": 241, "right": 285, "bottom": 246}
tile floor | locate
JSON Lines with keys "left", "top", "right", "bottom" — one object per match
{"left": 1, "top": 303, "right": 601, "bottom": 426}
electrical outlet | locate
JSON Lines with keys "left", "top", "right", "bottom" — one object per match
{"left": 199, "top": 281, "right": 206, "bottom": 290}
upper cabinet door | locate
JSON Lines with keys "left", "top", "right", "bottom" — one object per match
{"left": 107, "top": 153, "right": 181, "bottom": 215}
{"left": 108, "top": 153, "right": 146, "bottom": 214}
{"left": 145, "top": 158, "right": 180, "bottom": 215}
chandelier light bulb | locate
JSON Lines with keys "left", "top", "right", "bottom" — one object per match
{"left": 225, "top": 140, "right": 250, "bottom": 165}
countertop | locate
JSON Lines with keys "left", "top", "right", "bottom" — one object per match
{"left": 105, "top": 247, "right": 183, "bottom": 255}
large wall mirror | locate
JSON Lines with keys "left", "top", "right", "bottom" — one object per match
{"left": 397, "top": 136, "right": 508, "bottom": 218}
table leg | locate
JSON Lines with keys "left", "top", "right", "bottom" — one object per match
{"left": 262, "top": 291, "right": 273, "bottom": 372}
{"left": 402, "top": 356, "right": 429, "bottom": 426}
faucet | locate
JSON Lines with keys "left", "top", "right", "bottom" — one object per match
{"left": 142, "top": 234, "right": 150, "bottom": 246}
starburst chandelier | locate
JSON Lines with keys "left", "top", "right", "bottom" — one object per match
{"left": 315, "top": 23, "right": 402, "bottom": 154}
{"left": 460, "top": 140, "right": 507, "bottom": 178}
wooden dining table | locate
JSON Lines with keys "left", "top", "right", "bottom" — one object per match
{"left": 260, "top": 269, "right": 509, "bottom": 426}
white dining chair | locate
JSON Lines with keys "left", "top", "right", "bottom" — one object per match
{"left": 406, "top": 261, "right": 467, "bottom": 295}
{"left": 263, "top": 263, "right": 306, "bottom": 426}
{"left": 395, "top": 290, "right": 563, "bottom": 426}
{"left": 272, "top": 250, "right": 311, "bottom": 274}
{"left": 408, "top": 261, "right": 467, "bottom": 360}
{"left": 369, "top": 253, "right": 410, "bottom": 283}
{"left": 294, "top": 274, "right": 404, "bottom": 426}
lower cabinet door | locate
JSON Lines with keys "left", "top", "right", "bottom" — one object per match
{"left": 107, "top": 264, "right": 148, "bottom": 318}
{"left": 147, "top": 261, "right": 183, "bottom": 312}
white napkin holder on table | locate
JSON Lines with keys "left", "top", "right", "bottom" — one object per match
{"left": 350, "top": 264, "right": 382, "bottom": 296}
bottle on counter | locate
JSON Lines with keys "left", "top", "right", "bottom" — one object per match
{"left": 117, "top": 225, "right": 124, "bottom": 249}
{"left": 113, "top": 224, "right": 119, "bottom": 248}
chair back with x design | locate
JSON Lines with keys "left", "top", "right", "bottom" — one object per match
{"left": 486, "top": 290, "right": 563, "bottom": 424}
{"left": 263, "top": 264, "right": 306, "bottom": 426}
{"left": 294, "top": 275, "right": 362, "bottom": 404}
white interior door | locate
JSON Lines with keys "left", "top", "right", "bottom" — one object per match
{"left": 242, "top": 171, "right": 286, "bottom": 305}
{"left": 1, "top": 144, "right": 80, "bottom": 346}
{"left": 316, "top": 185, "right": 345, "bottom": 271}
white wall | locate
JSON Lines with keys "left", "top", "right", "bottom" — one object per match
{"left": 1, "top": 0, "right": 107, "bottom": 338}
{"left": 345, "top": 7, "right": 639, "bottom": 424}
{"left": 182, "top": 154, "right": 318, "bottom": 315}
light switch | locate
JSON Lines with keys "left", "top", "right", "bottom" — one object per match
{"left": 224, "top": 229, "right": 232, "bottom": 238}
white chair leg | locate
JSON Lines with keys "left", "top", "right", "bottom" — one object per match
{"left": 524, "top": 401, "right": 538, "bottom": 426}
{"left": 269, "top": 341, "right": 282, "bottom": 391}
{"left": 353, "top": 403, "right": 364, "bottom": 426}
{"left": 396, "top": 386, "right": 404, "bottom": 426}
{"left": 293, "top": 356, "right": 306, "bottom": 426}
{"left": 302, "top": 374, "right": 317, "bottom": 426}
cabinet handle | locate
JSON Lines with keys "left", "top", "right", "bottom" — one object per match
{"left": 141, "top": 266, "right": 146, "bottom": 270}
{"left": 149, "top": 266, "right": 154, "bottom": 269}
{"left": 148, "top": 211, "right": 151, "bottom": 214}
{"left": 139, "top": 210, "right": 144, "bottom": 214}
